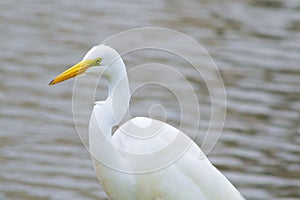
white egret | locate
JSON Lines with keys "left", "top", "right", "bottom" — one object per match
{"left": 49, "top": 45, "right": 245, "bottom": 200}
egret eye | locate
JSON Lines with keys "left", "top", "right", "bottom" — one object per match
{"left": 95, "top": 58, "right": 102, "bottom": 65}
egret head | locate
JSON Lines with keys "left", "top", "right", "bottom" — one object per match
{"left": 49, "top": 45, "right": 120, "bottom": 85}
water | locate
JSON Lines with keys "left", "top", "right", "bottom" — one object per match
{"left": 1, "top": 0, "right": 300, "bottom": 199}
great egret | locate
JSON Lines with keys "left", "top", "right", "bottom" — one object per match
{"left": 49, "top": 45, "right": 245, "bottom": 200}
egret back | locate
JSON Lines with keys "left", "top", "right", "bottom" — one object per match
{"left": 90, "top": 113, "right": 245, "bottom": 200}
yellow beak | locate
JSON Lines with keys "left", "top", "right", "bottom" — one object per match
{"left": 49, "top": 60, "right": 92, "bottom": 85}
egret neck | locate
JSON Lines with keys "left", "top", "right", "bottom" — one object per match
{"left": 89, "top": 55, "right": 130, "bottom": 166}
{"left": 101, "top": 55, "right": 130, "bottom": 130}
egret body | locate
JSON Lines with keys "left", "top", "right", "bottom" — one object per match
{"left": 50, "top": 45, "right": 245, "bottom": 200}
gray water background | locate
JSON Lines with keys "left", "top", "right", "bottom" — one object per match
{"left": 1, "top": 0, "right": 300, "bottom": 199}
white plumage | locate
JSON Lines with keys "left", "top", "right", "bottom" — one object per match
{"left": 50, "top": 45, "right": 245, "bottom": 200}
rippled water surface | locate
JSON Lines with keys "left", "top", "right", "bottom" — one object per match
{"left": 1, "top": 0, "right": 300, "bottom": 199}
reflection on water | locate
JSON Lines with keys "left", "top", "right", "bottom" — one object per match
{"left": 1, "top": 0, "right": 299, "bottom": 199}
